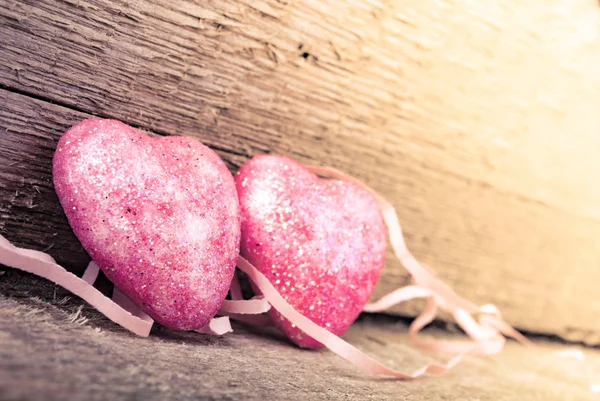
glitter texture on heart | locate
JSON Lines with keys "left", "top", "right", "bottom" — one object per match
{"left": 236, "top": 155, "right": 386, "bottom": 348}
{"left": 53, "top": 119, "right": 240, "bottom": 331}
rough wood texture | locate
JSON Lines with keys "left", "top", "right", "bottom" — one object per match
{"left": 1, "top": 0, "right": 600, "bottom": 343}
{"left": 1, "top": 271, "right": 600, "bottom": 401}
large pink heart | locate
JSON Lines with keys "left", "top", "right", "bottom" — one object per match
{"left": 53, "top": 119, "right": 240, "bottom": 331}
{"left": 236, "top": 155, "right": 386, "bottom": 348}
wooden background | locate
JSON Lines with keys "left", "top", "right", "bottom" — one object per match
{"left": 1, "top": 0, "right": 600, "bottom": 343}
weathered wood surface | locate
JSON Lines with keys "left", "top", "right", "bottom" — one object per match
{"left": 1, "top": 271, "right": 600, "bottom": 401}
{"left": 1, "top": 0, "right": 600, "bottom": 343}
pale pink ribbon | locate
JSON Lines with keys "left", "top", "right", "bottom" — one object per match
{"left": 304, "top": 165, "right": 531, "bottom": 355}
{"left": 0, "top": 235, "right": 154, "bottom": 336}
{"left": 237, "top": 256, "right": 462, "bottom": 378}
{"left": 229, "top": 165, "right": 532, "bottom": 378}
{"left": 0, "top": 233, "right": 262, "bottom": 336}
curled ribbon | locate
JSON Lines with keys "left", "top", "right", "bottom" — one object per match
{"left": 237, "top": 256, "right": 462, "bottom": 378}
{"left": 227, "top": 165, "right": 531, "bottom": 378}
{"left": 0, "top": 234, "right": 265, "bottom": 336}
{"left": 0, "top": 235, "right": 154, "bottom": 336}
{"left": 304, "top": 165, "right": 531, "bottom": 354}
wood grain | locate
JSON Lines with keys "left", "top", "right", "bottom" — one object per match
{"left": 1, "top": 0, "right": 600, "bottom": 343}
{"left": 1, "top": 279, "right": 600, "bottom": 401}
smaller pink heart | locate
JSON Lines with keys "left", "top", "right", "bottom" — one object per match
{"left": 236, "top": 155, "right": 386, "bottom": 348}
{"left": 53, "top": 119, "right": 240, "bottom": 331}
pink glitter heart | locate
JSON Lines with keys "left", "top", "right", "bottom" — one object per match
{"left": 236, "top": 155, "right": 386, "bottom": 348}
{"left": 53, "top": 119, "right": 240, "bottom": 331}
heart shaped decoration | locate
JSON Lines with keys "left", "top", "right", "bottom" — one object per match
{"left": 53, "top": 119, "right": 240, "bottom": 331}
{"left": 236, "top": 155, "right": 386, "bottom": 348}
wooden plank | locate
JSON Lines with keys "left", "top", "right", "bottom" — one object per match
{"left": 1, "top": 0, "right": 600, "bottom": 343}
{"left": 1, "top": 278, "right": 600, "bottom": 401}
{"left": 0, "top": 90, "right": 92, "bottom": 273}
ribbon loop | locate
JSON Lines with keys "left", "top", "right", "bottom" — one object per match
{"left": 303, "top": 164, "right": 531, "bottom": 355}
{"left": 237, "top": 256, "right": 461, "bottom": 379}
{"left": 0, "top": 234, "right": 154, "bottom": 337}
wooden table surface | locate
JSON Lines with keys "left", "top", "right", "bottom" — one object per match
{"left": 2, "top": 270, "right": 599, "bottom": 401}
